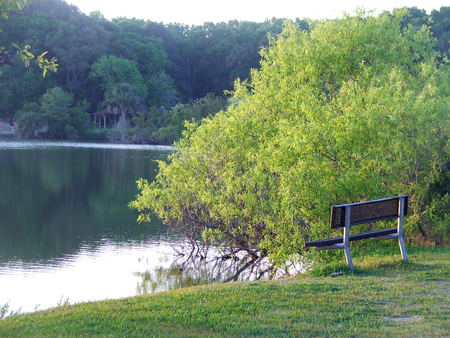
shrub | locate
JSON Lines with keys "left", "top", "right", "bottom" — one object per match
{"left": 131, "top": 13, "right": 450, "bottom": 268}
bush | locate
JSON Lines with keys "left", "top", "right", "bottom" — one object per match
{"left": 131, "top": 13, "right": 450, "bottom": 268}
{"left": 15, "top": 87, "right": 90, "bottom": 139}
{"left": 127, "top": 94, "right": 228, "bottom": 145}
{"left": 15, "top": 103, "right": 48, "bottom": 138}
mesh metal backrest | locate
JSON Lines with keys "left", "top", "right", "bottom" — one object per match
{"left": 331, "top": 196, "right": 408, "bottom": 228}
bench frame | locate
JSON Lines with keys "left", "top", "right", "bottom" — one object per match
{"left": 306, "top": 195, "right": 409, "bottom": 271}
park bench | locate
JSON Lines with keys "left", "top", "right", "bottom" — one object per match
{"left": 305, "top": 195, "right": 409, "bottom": 271}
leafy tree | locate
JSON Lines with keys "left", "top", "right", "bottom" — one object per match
{"left": 131, "top": 13, "right": 450, "bottom": 272}
{"left": 15, "top": 102, "right": 46, "bottom": 137}
{"left": 0, "top": 64, "right": 56, "bottom": 119}
{"left": 95, "top": 18, "right": 175, "bottom": 108}
{"left": 89, "top": 55, "right": 147, "bottom": 101}
{"left": 392, "top": 6, "right": 450, "bottom": 59}
{"left": 431, "top": 7, "right": 450, "bottom": 58}
{"left": 15, "top": 87, "right": 90, "bottom": 138}
{"left": 157, "top": 19, "right": 288, "bottom": 101}
{"left": 145, "top": 70, "right": 179, "bottom": 108}
{"left": 128, "top": 93, "right": 227, "bottom": 145}
{"left": 40, "top": 86, "right": 72, "bottom": 137}
{"left": 103, "top": 82, "right": 143, "bottom": 140}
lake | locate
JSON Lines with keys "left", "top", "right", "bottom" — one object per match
{"left": 0, "top": 138, "right": 199, "bottom": 314}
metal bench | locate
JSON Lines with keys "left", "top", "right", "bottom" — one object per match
{"left": 305, "top": 195, "right": 409, "bottom": 271}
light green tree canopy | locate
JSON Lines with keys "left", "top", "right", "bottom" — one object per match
{"left": 132, "top": 13, "right": 449, "bottom": 267}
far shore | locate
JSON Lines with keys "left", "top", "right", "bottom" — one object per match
{"left": 0, "top": 136, "right": 177, "bottom": 151}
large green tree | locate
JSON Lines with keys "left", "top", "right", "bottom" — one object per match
{"left": 89, "top": 55, "right": 147, "bottom": 101}
{"left": 131, "top": 13, "right": 450, "bottom": 271}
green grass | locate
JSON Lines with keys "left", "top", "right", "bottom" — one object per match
{"left": 0, "top": 247, "right": 449, "bottom": 337}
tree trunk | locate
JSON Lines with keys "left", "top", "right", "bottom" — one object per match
{"left": 120, "top": 110, "right": 127, "bottom": 141}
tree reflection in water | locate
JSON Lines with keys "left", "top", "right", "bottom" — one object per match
{"left": 135, "top": 241, "right": 306, "bottom": 294}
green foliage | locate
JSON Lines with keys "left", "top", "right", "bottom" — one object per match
{"left": 145, "top": 70, "right": 179, "bottom": 108}
{"left": 89, "top": 55, "right": 147, "bottom": 100}
{"left": 104, "top": 82, "right": 143, "bottom": 116}
{"left": 155, "top": 19, "right": 288, "bottom": 100}
{"left": 127, "top": 94, "right": 227, "bottom": 144}
{"left": 15, "top": 102, "right": 47, "bottom": 137}
{"left": 132, "top": 13, "right": 450, "bottom": 267}
{"left": 1, "top": 2, "right": 449, "bottom": 148}
{"left": 102, "top": 82, "right": 144, "bottom": 140}
{"left": 13, "top": 43, "right": 58, "bottom": 76}
{"left": 40, "top": 87, "right": 72, "bottom": 137}
{"left": 15, "top": 87, "right": 90, "bottom": 139}
{"left": 0, "top": 63, "right": 57, "bottom": 120}
{"left": 431, "top": 7, "right": 450, "bottom": 59}
{"left": 0, "top": 0, "right": 26, "bottom": 19}
{"left": 1, "top": 1, "right": 448, "bottom": 146}
{"left": 0, "top": 0, "right": 58, "bottom": 78}
{"left": 420, "top": 165, "right": 450, "bottom": 243}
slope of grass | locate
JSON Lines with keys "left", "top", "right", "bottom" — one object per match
{"left": 0, "top": 247, "right": 449, "bottom": 337}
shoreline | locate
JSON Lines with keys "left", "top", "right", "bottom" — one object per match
{"left": 0, "top": 137, "right": 177, "bottom": 151}
{"left": 1, "top": 247, "right": 448, "bottom": 336}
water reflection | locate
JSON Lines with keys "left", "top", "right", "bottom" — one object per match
{"left": 0, "top": 139, "right": 186, "bottom": 314}
{"left": 0, "top": 141, "right": 171, "bottom": 265}
{"left": 0, "top": 140, "right": 288, "bottom": 316}
{"left": 134, "top": 246, "right": 281, "bottom": 295}
{"left": 0, "top": 240, "right": 180, "bottom": 313}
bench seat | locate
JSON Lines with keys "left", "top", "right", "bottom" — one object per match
{"left": 305, "top": 227, "right": 398, "bottom": 248}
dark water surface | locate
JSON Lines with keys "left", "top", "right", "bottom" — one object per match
{"left": 0, "top": 139, "right": 189, "bottom": 313}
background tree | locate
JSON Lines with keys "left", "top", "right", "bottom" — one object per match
{"left": 107, "top": 18, "right": 175, "bottom": 107}
{"left": 15, "top": 87, "right": 90, "bottom": 138}
{"left": 1, "top": 0, "right": 448, "bottom": 145}
{"left": 431, "top": 7, "right": 450, "bottom": 58}
{"left": 103, "top": 82, "right": 143, "bottom": 134}
{"left": 88, "top": 55, "right": 147, "bottom": 101}
{"left": 128, "top": 93, "right": 228, "bottom": 145}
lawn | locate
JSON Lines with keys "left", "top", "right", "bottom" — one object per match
{"left": 0, "top": 246, "right": 449, "bottom": 337}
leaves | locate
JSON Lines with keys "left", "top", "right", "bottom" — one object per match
{"left": 0, "top": 0, "right": 26, "bottom": 19}
{"left": 12, "top": 43, "right": 58, "bottom": 76}
{"left": 133, "top": 12, "right": 450, "bottom": 267}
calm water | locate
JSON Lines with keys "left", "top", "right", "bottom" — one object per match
{"left": 0, "top": 138, "right": 195, "bottom": 314}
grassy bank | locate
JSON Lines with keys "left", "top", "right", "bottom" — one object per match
{"left": 1, "top": 247, "right": 449, "bottom": 336}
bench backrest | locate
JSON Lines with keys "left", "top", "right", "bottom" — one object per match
{"left": 331, "top": 195, "right": 408, "bottom": 228}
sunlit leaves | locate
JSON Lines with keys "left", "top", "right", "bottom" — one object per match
{"left": 133, "top": 13, "right": 449, "bottom": 266}
{"left": 12, "top": 43, "right": 58, "bottom": 77}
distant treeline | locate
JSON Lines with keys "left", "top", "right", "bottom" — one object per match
{"left": 0, "top": 0, "right": 448, "bottom": 143}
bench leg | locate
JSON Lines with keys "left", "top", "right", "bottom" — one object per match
{"left": 344, "top": 245, "right": 354, "bottom": 271}
{"left": 397, "top": 197, "right": 409, "bottom": 263}
{"left": 343, "top": 206, "right": 354, "bottom": 272}
{"left": 398, "top": 235, "right": 409, "bottom": 262}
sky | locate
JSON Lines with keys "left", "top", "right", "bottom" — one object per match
{"left": 66, "top": 0, "right": 448, "bottom": 25}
